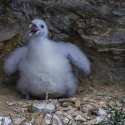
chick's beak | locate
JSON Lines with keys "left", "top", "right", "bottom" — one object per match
{"left": 29, "top": 23, "right": 39, "bottom": 34}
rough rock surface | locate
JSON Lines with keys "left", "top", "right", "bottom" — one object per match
{"left": 0, "top": 0, "right": 125, "bottom": 91}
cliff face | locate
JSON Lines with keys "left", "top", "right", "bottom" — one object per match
{"left": 0, "top": 0, "right": 125, "bottom": 86}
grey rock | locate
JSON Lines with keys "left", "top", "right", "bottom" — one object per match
{"left": 113, "top": 9, "right": 125, "bottom": 16}
{"left": 32, "top": 102, "right": 55, "bottom": 113}
{"left": 1, "top": 0, "right": 125, "bottom": 90}
{"left": 0, "top": 25, "right": 20, "bottom": 41}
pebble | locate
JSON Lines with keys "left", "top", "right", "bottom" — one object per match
{"left": 7, "top": 101, "right": 14, "bottom": 106}
{"left": 62, "top": 102, "right": 74, "bottom": 107}
{"left": 95, "top": 115, "right": 106, "bottom": 124}
{"left": 93, "top": 103, "right": 102, "bottom": 108}
{"left": 55, "top": 111, "right": 63, "bottom": 115}
{"left": 72, "top": 111, "right": 82, "bottom": 117}
{"left": 75, "top": 115, "right": 86, "bottom": 122}
{"left": 83, "top": 118, "right": 96, "bottom": 124}
{"left": 116, "top": 101, "right": 122, "bottom": 107}
{"left": 82, "top": 97, "right": 89, "bottom": 101}
{"left": 20, "top": 108, "right": 28, "bottom": 113}
{"left": 98, "top": 108, "right": 107, "bottom": 115}
{"left": 0, "top": 116, "right": 11, "bottom": 125}
{"left": 109, "top": 101, "right": 116, "bottom": 106}
{"left": 67, "top": 109, "right": 75, "bottom": 114}
{"left": 75, "top": 98, "right": 81, "bottom": 108}
{"left": 63, "top": 117, "right": 72, "bottom": 124}
{"left": 32, "top": 102, "right": 55, "bottom": 113}
{"left": 50, "top": 99, "right": 58, "bottom": 105}
{"left": 59, "top": 98, "right": 76, "bottom": 103}
{"left": 17, "top": 101, "right": 24, "bottom": 106}
{"left": 13, "top": 117, "right": 25, "bottom": 124}
{"left": 60, "top": 106, "right": 73, "bottom": 111}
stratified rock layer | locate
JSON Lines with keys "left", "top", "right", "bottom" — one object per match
{"left": 0, "top": 0, "right": 125, "bottom": 87}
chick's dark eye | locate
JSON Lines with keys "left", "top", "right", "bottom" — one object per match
{"left": 41, "top": 25, "right": 44, "bottom": 28}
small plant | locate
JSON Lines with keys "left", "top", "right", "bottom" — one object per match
{"left": 99, "top": 105, "right": 125, "bottom": 125}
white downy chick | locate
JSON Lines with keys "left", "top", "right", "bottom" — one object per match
{"left": 4, "top": 19, "right": 90, "bottom": 99}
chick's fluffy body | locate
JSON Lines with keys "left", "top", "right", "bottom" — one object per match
{"left": 4, "top": 19, "right": 90, "bottom": 98}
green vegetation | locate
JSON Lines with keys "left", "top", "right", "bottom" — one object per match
{"left": 99, "top": 105, "right": 125, "bottom": 125}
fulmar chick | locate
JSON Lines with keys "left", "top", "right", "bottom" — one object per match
{"left": 4, "top": 19, "right": 90, "bottom": 100}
